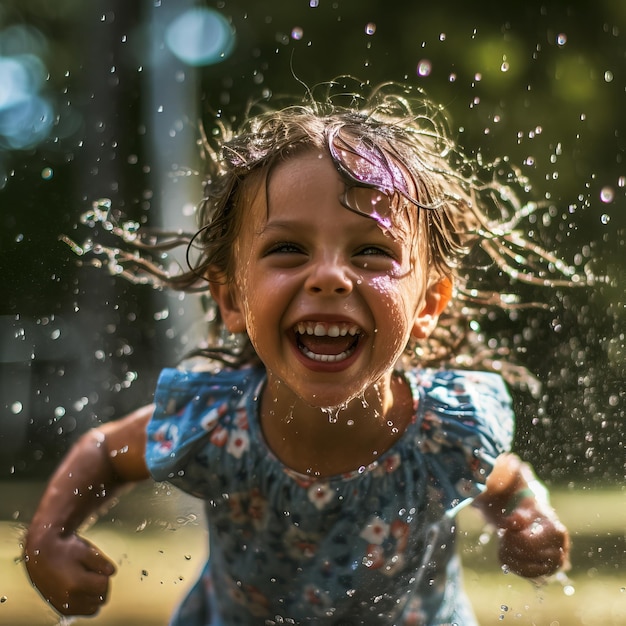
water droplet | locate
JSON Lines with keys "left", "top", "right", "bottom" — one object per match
{"left": 604, "top": 70, "right": 614, "bottom": 83}
{"left": 309, "top": 0, "right": 319, "bottom": 6}
{"left": 73, "top": 397, "right": 88, "bottom": 411}
{"left": 600, "top": 186, "right": 614, "bottom": 203}
{"left": 556, "top": 33, "right": 567, "bottom": 46}
{"left": 10, "top": 402, "right": 22, "bottom": 414}
{"left": 600, "top": 213, "right": 610, "bottom": 225}
{"left": 365, "top": 22, "right": 376, "bottom": 35}
{"left": 291, "top": 27, "right": 303, "bottom": 40}
{"left": 417, "top": 59, "right": 432, "bottom": 77}
{"left": 41, "top": 167, "right": 53, "bottom": 180}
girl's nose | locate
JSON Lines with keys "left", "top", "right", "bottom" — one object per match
{"left": 304, "top": 256, "right": 353, "bottom": 295}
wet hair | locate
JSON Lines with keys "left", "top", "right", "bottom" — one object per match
{"left": 72, "top": 80, "right": 579, "bottom": 383}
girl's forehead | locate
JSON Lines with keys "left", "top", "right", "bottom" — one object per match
{"left": 341, "top": 186, "right": 395, "bottom": 234}
{"left": 244, "top": 150, "right": 415, "bottom": 240}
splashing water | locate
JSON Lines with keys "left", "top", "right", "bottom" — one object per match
{"left": 320, "top": 402, "right": 349, "bottom": 424}
{"left": 60, "top": 197, "right": 194, "bottom": 286}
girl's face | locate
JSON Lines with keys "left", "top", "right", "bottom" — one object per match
{"left": 212, "top": 150, "right": 448, "bottom": 410}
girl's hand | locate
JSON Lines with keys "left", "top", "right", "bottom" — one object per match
{"left": 25, "top": 529, "right": 116, "bottom": 615}
{"left": 496, "top": 495, "right": 570, "bottom": 578}
{"left": 474, "top": 453, "right": 571, "bottom": 579}
{"left": 23, "top": 405, "right": 152, "bottom": 614}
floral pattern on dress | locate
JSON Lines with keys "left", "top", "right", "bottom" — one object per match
{"left": 146, "top": 365, "right": 513, "bottom": 625}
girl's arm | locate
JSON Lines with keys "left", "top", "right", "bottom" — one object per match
{"left": 473, "top": 453, "right": 570, "bottom": 579}
{"left": 24, "top": 404, "right": 153, "bottom": 616}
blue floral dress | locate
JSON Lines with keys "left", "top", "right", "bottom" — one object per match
{"left": 146, "top": 365, "right": 513, "bottom": 626}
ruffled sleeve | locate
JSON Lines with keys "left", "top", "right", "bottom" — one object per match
{"left": 145, "top": 366, "right": 264, "bottom": 495}
{"left": 415, "top": 369, "right": 514, "bottom": 514}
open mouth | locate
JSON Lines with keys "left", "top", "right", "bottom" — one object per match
{"left": 294, "top": 321, "right": 362, "bottom": 363}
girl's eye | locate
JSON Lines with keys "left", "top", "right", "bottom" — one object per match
{"left": 353, "top": 245, "right": 398, "bottom": 270}
{"left": 265, "top": 242, "right": 304, "bottom": 255}
{"left": 355, "top": 245, "right": 394, "bottom": 258}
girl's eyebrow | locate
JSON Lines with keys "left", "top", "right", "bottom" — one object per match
{"left": 257, "top": 219, "right": 298, "bottom": 234}
{"left": 258, "top": 216, "right": 393, "bottom": 243}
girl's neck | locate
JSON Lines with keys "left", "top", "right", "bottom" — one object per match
{"left": 260, "top": 372, "right": 414, "bottom": 478}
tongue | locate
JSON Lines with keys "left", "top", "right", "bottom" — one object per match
{"left": 298, "top": 334, "right": 356, "bottom": 356}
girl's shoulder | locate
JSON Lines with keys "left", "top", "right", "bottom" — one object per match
{"left": 150, "top": 360, "right": 265, "bottom": 439}
{"left": 409, "top": 367, "right": 512, "bottom": 407}
{"left": 146, "top": 363, "right": 265, "bottom": 481}
{"left": 404, "top": 367, "right": 514, "bottom": 445}
{"left": 155, "top": 360, "right": 264, "bottom": 401}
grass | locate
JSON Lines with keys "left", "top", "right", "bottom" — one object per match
{"left": 1, "top": 483, "right": 623, "bottom": 625}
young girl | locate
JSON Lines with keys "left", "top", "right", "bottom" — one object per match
{"left": 24, "top": 82, "right": 570, "bottom": 625}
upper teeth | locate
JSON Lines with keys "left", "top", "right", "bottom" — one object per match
{"left": 296, "top": 322, "right": 360, "bottom": 337}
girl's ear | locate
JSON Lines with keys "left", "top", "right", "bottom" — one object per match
{"left": 207, "top": 269, "right": 247, "bottom": 334}
{"left": 412, "top": 277, "right": 453, "bottom": 339}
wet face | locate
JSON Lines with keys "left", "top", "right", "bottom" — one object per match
{"left": 212, "top": 150, "right": 444, "bottom": 410}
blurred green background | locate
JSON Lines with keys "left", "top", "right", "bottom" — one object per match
{"left": 0, "top": 0, "right": 624, "bottom": 624}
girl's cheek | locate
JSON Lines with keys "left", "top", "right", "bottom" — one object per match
{"left": 368, "top": 274, "right": 396, "bottom": 291}
{"left": 369, "top": 273, "right": 419, "bottom": 298}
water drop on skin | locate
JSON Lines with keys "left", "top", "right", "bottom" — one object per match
{"left": 321, "top": 404, "right": 347, "bottom": 424}
{"left": 283, "top": 406, "right": 295, "bottom": 424}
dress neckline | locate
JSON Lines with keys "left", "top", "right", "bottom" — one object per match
{"left": 245, "top": 369, "right": 423, "bottom": 485}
